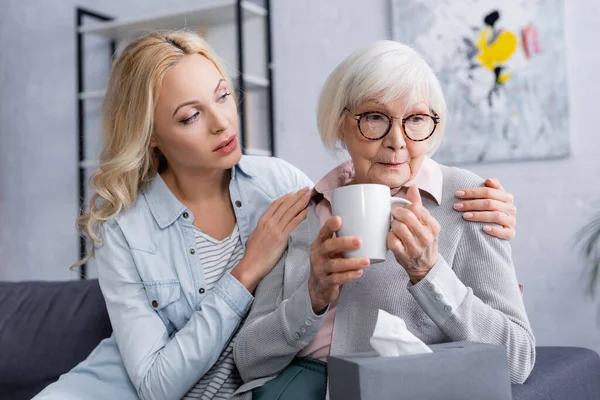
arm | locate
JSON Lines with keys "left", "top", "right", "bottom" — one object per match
{"left": 233, "top": 230, "right": 327, "bottom": 382}
{"left": 234, "top": 214, "right": 368, "bottom": 382}
{"left": 389, "top": 187, "right": 534, "bottom": 384}
{"left": 97, "top": 220, "right": 252, "bottom": 400}
{"left": 407, "top": 221, "right": 535, "bottom": 384}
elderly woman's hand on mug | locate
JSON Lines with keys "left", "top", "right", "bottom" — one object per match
{"left": 308, "top": 216, "right": 370, "bottom": 314}
{"left": 387, "top": 186, "right": 441, "bottom": 284}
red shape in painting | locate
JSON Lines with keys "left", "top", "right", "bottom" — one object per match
{"left": 521, "top": 23, "right": 541, "bottom": 59}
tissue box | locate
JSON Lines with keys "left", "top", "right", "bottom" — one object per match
{"left": 328, "top": 341, "right": 512, "bottom": 400}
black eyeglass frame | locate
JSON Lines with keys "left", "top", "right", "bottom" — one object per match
{"left": 344, "top": 108, "right": 440, "bottom": 142}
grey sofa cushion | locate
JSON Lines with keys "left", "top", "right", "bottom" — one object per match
{"left": 0, "top": 279, "right": 111, "bottom": 400}
{"left": 512, "top": 346, "right": 600, "bottom": 400}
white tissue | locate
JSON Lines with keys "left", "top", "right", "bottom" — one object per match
{"left": 369, "top": 309, "right": 433, "bottom": 357}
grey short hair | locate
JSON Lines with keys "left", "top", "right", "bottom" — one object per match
{"left": 317, "top": 40, "right": 447, "bottom": 154}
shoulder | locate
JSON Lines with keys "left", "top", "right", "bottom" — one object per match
{"left": 239, "top": 155, "right": 314, "bottom": 199}
{"left": 437, "top": 165, "right": 511, "bottom": 246}
{"left": 433, "top": 164, "right": 490, "bottom": 237}
{"left": 107, "top": 191, "right": 158, "bottom": 253}
{"left": 439, "top": 164, "right": 486, "bottom": 193}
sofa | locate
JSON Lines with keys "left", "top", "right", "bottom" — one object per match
{"left": 1, "top": 279, "right": 599, "bottom": 400}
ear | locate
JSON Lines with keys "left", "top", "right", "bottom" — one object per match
{"left": 149, "top": 136, "right": 158, "bottom": 148}
{"left": 336, "top": 130, "right": 347, "bottom": 150}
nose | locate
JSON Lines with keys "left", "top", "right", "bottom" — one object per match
{"left": 207, "top": 106, "right": 229, "bottom": 135}
{"left": 383, "top": 118, "right": 406, "bottom": 150}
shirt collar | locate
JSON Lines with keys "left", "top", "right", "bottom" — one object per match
{"left": 234, "top": 155, "right": 257, "bottom": 178}
{"left": 144, "top": 157, "right": 256, "bottom": 229}
{"left": 312, "top": 156, "right": 443, "bottom": 205}
{"left": 143, "top": 174, "right": 187, "bottom": 229}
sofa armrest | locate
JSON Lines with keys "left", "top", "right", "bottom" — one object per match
{"left": 0, "top": 279, "right": 112, "bottom": 398}
{"left": 512, "top": 346, "right": 600, "bottom": 400}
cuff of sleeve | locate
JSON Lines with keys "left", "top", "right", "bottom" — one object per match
{"left": 214, "top": 273, "right": 254, "bottom": 318}
{"left": 283, "top": 282, "right": 328, "bottom": 344}
{"left": 407, "top": 256, "right": 468, "bottom": 327}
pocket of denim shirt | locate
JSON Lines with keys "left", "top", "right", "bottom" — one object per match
{"left": 143, "top": 281, "right": 187, "bottom": 331}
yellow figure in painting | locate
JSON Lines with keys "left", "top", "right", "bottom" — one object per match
{"left": 465, "top": 10, "right": 519, "bottom": 106}
{"left": 476, "top": 25, "right": 517, "bottom": 84}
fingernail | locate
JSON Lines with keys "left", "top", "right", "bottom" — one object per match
{"left": 463, "top": 213, "right": 473, "bottom": 219}
{"left": 357, "top": 270, "right": 364, "bottom": 276}
{"left": 483, "top": 225, "right": 492, "bottom": 232}
{"left": 353, "top": 239, "right": 361, "bottom": 246}
{"left": 453, "top": 203, "right": 464, "bottom": 210}
{"left": 455, "top": 190, "right": 465, "bottom": 197}
{"left": 361, "top": 259, "right": 370, "bottom": 267}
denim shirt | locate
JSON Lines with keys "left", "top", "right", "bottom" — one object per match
{"left": 47, "top": 156, "right": 312, "bottom": 400}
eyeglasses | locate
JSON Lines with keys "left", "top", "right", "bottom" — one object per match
{"left": 344, "top": 108, "right": 440, "bottom": 142}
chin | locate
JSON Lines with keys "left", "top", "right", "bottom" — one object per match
{"left": 228, "top": 148, "right": 243, "bottom": 166}
{"left": 214, "top": 147, "right": 242, "bottom": 170}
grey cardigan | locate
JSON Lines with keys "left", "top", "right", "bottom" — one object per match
{"left": 231, "top": 165, "right": 535, "bottom": 398}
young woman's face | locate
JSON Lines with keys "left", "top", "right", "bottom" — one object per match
{"left": 153, "top": 53, "right": 241, "bottom": 173}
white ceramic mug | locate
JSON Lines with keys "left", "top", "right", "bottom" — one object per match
{"left": 331, "top": 183, "right": 411, "bottom": 263}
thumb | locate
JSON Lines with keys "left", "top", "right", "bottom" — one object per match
{"left": 406, "top": 186, "right": 422, "bottom": 205}
{"left": 316, "top": 216, "right": 341, "bottom": 245}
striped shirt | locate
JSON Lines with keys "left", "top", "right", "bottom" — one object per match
{"left": 183, "top": 224, "right": 245, "bottom": 400}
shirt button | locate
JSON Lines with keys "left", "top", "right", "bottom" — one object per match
{"left": 190, "top": 248, "right": 196, "bottom": 255}
{"left": 305, "top": 319, "right": 313, "bottom": 326}
{"left": 444, "top": 305, "right": 453, "bottom": 312}
{"left": 151, "top": 300, "right": 159, "bottom": 308}
{"left": 235, "top": 200, "right": 242, "bottom": 208}
{"left": 199, "top": 288, "right": 205, "bottom": 294}
{"left": 435, "top": 294, "right": 443, "bottom": 301}
{"left": 426, "top": 283, "right": 435, "bottom": 291}
{"left": 300, "top": 327, "right": 306, "bottom": 333}
{"left": 182, "top": 211, "right": 189, "bottom": 219}
{"left": 294, "top": 332, "right": 301, "bottom": 340}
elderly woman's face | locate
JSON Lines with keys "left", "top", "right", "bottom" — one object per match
{"left": 341, "top": 97, "right": 431, "bottom": 188}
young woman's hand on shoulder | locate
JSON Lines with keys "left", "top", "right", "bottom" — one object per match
{"left": 232, "top": 188, "right": 311, "bottom": 292}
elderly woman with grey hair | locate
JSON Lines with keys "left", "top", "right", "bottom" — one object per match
{"left": 231, "top": 40, "right": 535, "bottom": 400}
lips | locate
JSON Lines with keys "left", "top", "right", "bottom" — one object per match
{"left": 379, "top": 161, "right": 407, "bottom": 166}
{"left": 213, "top": 135, "right": 235, "bottom": 152}
{"left": 377, "top": 161, "right": 408, "bottom": 170}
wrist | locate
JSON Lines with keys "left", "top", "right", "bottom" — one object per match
{"left": 231, "top": 257, "right": 261, "bottom": 292}
{"left": 408, "top": 256, "right": 439, "bottom": 284}
{"left": 409, "top": 274, "right": 426, "bottom": 285}
{"left": 308, "top": 285, "right": 329, "bottom": 315}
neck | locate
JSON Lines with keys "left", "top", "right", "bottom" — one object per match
{"left": 161, "top": 166, "right": 231, "bottom": 205}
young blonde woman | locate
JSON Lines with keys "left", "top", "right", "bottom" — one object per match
{"left": 34, "top": 32, "right": 518, "bottom": 400}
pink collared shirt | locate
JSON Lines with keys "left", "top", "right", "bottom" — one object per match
{"left": 297, "top": 157, "right": 444, "bottom": 361}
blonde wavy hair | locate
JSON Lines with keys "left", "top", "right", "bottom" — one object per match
{"left": 74, "top": 31, "right": 233, "bottom": 267}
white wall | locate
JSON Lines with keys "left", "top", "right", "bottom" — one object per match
{"left": 272, "top": 0, "right": 600, "bottom": 354}
{"left": 0, "top": 0, "right": 225, "bottom": 281}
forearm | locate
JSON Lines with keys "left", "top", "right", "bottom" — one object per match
{"left": 234, "top": 282, "right": 326, "bottom": 382}
{"left": 409, "top": 258, "right": 535, "bottom": 384}
{"left": 109, "top": 274, "right": 253, "bottom": 400}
